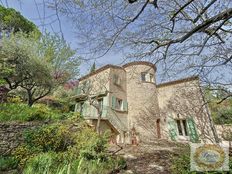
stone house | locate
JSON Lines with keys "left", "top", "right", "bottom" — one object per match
{"left": 73, "top": 61, "right": 218, "bottom": 144}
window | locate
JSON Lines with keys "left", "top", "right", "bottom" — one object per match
{"left": 176, "top": 120, "right": 183, "bottom": 135}
{"left": 175, "top": 119, "right": 188, "bottom": 136}
{"left": 80, "top": 102, "right": 84, "bottom": 114}
{"left": 141, "top": 73, "right": 146, "bottom": 82}
{"left": 115, "top": 98, "right": 123, "bottom": 110}
{"left": 113, "top": 74, "right": 121, "bottom": 86}
{"left": 150, "top": 73, "right": 154, "bottom": 82}
{"left": 141, "top": 72, "right": 154, "bottom": 83}
{"left": 112, "top": 96, "right": 127, "bottom": 111}
{"left": 98, "top": 98, "right": 103, "bottom": 112}
{"left": 182, "top": 120, "right": 188, "bottom": 136}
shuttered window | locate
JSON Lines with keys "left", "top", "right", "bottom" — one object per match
{"left": 176, "top": 120, "right": 183, "bottom": 135}
{"left": 187, "top": 117, "right": 199, "bottom": 143}
{"left": 182, "top": 119, "right": 188, "bottom": 136}
{"left": 115, "top": 98, "right": 123, "bottom": 110}
{"left": 175, "top": 119, "right": 189, "bottom": 136}
{"left": 111, "top": 96, "right": 116, "bottom": 109}
{"left": 168, "top": 117, "right": 178, "bottom": 141}
{"left": 141, "top": 72, "right": 154, "bottom": 82}
{"left": 141, "top": 72, "right": 146, "bottom": 82}
{"left": 111, "top": 95, "right": 128, "bottom": 112}
{"left": 123, "top": 101, "right": 128, "bottom": 111}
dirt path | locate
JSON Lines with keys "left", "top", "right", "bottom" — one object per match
{"left": 110, "top": 140, "right": 186, "bottom": 174}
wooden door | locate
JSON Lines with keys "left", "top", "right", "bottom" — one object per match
{"left": 156, "top": 119, "right": 161, "bottom": 139}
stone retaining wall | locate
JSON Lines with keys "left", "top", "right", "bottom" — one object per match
{"left": 0, "top": 122, "right": 44, "bottom": 155}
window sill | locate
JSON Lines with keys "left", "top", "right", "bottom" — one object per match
{"left": 113, "top": 83, "right": 122, "bottom": 87}
{"left": 141, "top": 81, "right": 155, "bottom": 85}
{"left": 177, "top": 135, "right": 189, "bottom": 141}
{"left": 112, "top": 108, "right": 128, "bottom": 113}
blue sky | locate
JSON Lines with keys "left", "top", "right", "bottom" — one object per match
{"left": 2, "top": 0, "right": 124, "bottom": 75}
{"left": 3, "top": 0, "right": 227, "bottom": 86}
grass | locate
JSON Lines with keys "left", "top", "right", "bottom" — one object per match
{"left": 0, "top": 155, "right": 19, "bottom": 171}
{"left": 23, "top": 152, "right": 126, "bottom": 174}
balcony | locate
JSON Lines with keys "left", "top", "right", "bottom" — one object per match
{"left": 79, "top": 104, "right": 127, "bottom": 132}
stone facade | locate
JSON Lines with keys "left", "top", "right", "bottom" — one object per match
{"left": 74, "top": 61, "right": 217, "bottom": 144}
{"left": 157, "top": 77, "right": 217, "bottom": 143}
{"left": 0, "top": 122, "right": 43, "bottom": 155}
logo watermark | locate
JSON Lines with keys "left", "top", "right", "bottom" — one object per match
{"left": 190, "top": 143, "right": 229, "bottom": 171}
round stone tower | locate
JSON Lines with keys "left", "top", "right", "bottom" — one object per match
{"left": 123, "top": 61, "right": 161, "bottom": 143}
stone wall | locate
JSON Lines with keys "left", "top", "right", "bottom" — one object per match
{"left": 0, "top": 122, "right": 44, "bottom": 155}
{"left": 157, "top": 79, "right": 216, "bottom": 143}
{"left": 124, "top": 64, "right": 161, "bottom": 143}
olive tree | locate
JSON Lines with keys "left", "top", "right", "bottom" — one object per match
{"left": 0, "top": 32, "right": 80, "bottom": 106}
{"left": 0, "top": 33, "right": 53, "bottom": 106}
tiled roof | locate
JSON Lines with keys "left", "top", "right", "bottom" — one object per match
{"left": 122, "top": 61, "right": 156, "bottom": 71}
{"left": 156, "top": 76, "right": 199, "bottom": 88}
{"left": 79, "top": 64, "right": 124, "bottom": 81}
{"left": 78, "top": 61, "right": 156, "bottom": 81}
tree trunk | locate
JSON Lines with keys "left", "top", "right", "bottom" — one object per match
{"left": 27, "top": 90, "right": 34, "bottom": 107}
{"left": 0, "top": 86, "right": 9, "bottom": 103}
{"left": 96, "top": 111, "right": 102, "bottom": 135}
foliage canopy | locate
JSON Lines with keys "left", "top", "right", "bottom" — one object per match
{"left": 0, "top": 5, "right": 40, "bottom": 34}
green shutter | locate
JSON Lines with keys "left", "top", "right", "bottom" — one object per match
{"left": 123, "top": 100, "right": 128, "bottom": 111}
{"left": 167, "top": 117, "right": 177, "bottom": 141}
{"left": 187, "top": 117, "right": 199, "bottom": 143}
{"left": 111, "top": 96, "right": 116, "bottom": 109}
{"left": 74, "top": 103, "right": 80, "bottom": 112}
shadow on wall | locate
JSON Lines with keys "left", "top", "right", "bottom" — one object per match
{"left": 135, "top": 105, "right": 161, "bottom": 143}
{"left": 160, "top": 85, "right": 216, "bottom": 143}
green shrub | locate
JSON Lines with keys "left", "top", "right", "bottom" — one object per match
{"left": 171, "top": 146, "right": 232, "bottom": 174}
{"left": 23, "top": 152, "right": 62, "bottom": 174}
{"left": 23, "top": 124, "right": 74, "bottom": 152}
{"left": 74, "top": 128, "right": 109, "bottom": 160}
{"left": 12, "top": 144, "right": 41, "bottom": 168}
{"left": 7, "top": 95, "right": 23, "bottom": 103}
{"left": 23, "top": 152, "right": 126, "bottom": 174}
{"left": 0, "top": 103, "right": 72, "bottom": 122}
{"left": 12, "top": 122, "right": 76, "bottom": 168}
{"left": 213, "top": 108, "right": 232, "bottom": 125}
{"left": 22, "top": 126, "right": 124, "bottom": 174}
{"left": 11, "top": 118, "right": 124, "bottom": 173}
{"left": 0, "top": 155, "right": 19, "bottom": 171}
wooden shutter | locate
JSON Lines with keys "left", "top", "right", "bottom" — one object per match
{"left": 111, "top": 96, "right": 116, "bottom": 109}
{"left": 123, "top": 100, "right": 128, "bottom": 111}
{"left": 187, "top": 117, "right": 199, "bottom": 143}
{"left": 167, "top": 117, "right": 178, "bottom": 141}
